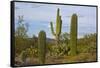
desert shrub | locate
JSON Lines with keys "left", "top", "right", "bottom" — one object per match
{"left": 15, "top": 37, "right": 31, "bottom": 56}
{"left": 19, "top": 46, "right": 38, "bottom": 62}
{"left": 77, "top": 33, "right": 96, "bottom": 54}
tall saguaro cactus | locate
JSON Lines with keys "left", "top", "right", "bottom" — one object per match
{"left": 69, "top": 14, "right": 78, "bottom": 56}
{"left": 50, "top": 8, "right": 62, "bottom": 45}
{"left": 38, "top": 30, "right": 46, "bottom": 64}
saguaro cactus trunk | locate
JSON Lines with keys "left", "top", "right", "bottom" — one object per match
{"left": 69, "top": 14, "right": 78, "bottom": 56}
{"left": 50, "top": 8, "right": 62, "bottom": 45}
{"left": 38, "top": 30, "right": 46, "bottom": 64}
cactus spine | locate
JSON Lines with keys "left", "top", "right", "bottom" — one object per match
{"left": 50, "top": 8, "right": 62, "bottom": 45}
{"left": 38, "top": 30, "right": 46, "bottom": 64}
{"left": 69, "top": 14, "right": 77, "bottom": 56}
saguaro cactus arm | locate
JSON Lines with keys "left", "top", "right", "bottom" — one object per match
{"left": 50, "top": 22, "right": 56, "bottom": 36}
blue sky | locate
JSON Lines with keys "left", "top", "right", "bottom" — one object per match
{"left": 15, "top": 2, "right": 96, "bottom": 38}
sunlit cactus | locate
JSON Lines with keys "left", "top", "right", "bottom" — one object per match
{"left": 38, "top": 30, "right": 46, "bottom": 64}
{"left": 50, "top": 8, "right": 62, "bottom": 45}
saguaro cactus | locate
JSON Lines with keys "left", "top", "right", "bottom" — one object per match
{"left": 38, "top": 30, "right": 46, "bottom": 64}
{"left": 69, "top": 14, "right": 78, "bottom": 56}
{"left": 50, "top": 8, "right": 62, "bottom": 45}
